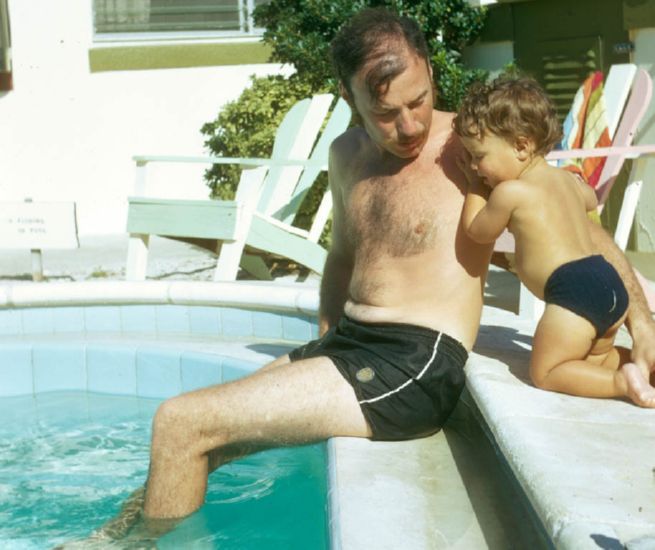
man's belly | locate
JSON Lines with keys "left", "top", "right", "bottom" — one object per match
{"left": 344, "top": 252, "right": 487, "bottom": 350}
{"left": 343, "top": 297, "right": 480, "bottom": 351}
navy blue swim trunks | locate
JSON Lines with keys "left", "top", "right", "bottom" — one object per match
{"left": 544, "top": 254, "right": 629, "bottom": 337}
{"left": 288, "top": 316, "right": 467, "bottom": 441}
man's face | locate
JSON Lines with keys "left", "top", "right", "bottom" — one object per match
{"left": 347, "top": 51, "right": 434, "bottom": 159}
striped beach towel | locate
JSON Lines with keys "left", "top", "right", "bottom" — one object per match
{"left": 559, "top": 71, "right": 611, "bottom": 189}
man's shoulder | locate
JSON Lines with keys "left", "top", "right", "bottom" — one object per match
{"left": 330, "top": 126, "right": 370, "bottom": 162}
{"left": 332, "top": 126, "right": 367, "bottom": 150}
{"left": 432, "top": 109, "right": 456, "bottom": 130}
{"left": 429, "top": 110, "right": 461, "bottom": 150}
{"left": 435, "top": 109, "right": 456, "bottom": 121}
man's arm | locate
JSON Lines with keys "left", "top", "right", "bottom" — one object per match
{"left": 588, "top": 221, "right": 655, "bottom": 370}
{"left": 574, "top": 176, "right": 598, "bottom": 212}
{"left": 318, "top": 142, "right": 354, "bottom": 336}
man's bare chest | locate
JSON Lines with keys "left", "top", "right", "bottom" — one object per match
{"left": 344, "top": 173, "right": 461, "bottom": 257}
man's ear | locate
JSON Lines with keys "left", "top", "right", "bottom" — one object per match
{"left": 428, "top": 64, "right": 437, "bottom": 106}
{"left": 514, "top": 136, "right": 534, "bottom": 160}
{"left": 339, "top": 81, "right": 363, "bottom": 126}
{"left": 339, "top": 82, "right": 353, "bottom": 107}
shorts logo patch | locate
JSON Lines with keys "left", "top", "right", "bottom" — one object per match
{"left": 356, "top": 367, "right": 375, "bottom": 383}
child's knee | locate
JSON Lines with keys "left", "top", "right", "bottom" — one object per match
{"left": 529, "top": 362, "right": 549, "bottom": 389}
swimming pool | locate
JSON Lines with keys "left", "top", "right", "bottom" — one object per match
{"left": 1, "top": 391, "right": 328, "bottom": 549}
{"left": 0, "top": 281, "right": 328, "bottom": 547}
{"left": 0, "top": 280, "right": 550, "bottom": 549}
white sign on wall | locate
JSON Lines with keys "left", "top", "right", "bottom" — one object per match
{"left": 0, "top": 202, "right": 79, "bottom": 249}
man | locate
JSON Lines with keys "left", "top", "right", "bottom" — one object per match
{"left": 110, "top": 6, "right": 655, "bottom": 531}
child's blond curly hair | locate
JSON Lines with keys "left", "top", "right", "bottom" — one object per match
{"left": 453, "top": 75, "right": 562, "bottom": 156}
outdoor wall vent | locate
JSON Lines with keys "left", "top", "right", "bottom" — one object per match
{"left": 613, "top": 41, "right": 635, "bottom": 54}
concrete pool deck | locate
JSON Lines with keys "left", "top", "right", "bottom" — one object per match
{"left": 332, "top": 269, "right": 655, "bottom": 549}
{"left": 1, "top": 234, "right": 655, "bottom": 549}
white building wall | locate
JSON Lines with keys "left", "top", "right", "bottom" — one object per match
{"left": 462, "top": 40, "right": 514, "bottom": 76}
{"left": 0, "top": 0, "right": 287, "bottom": 235}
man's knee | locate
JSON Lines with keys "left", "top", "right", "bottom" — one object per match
{"left": 151, "top": 395, "right": 199, "bottom": 446}
{"left": 151, "top": 393, "right": 231, "bottom": 457}
{"left": 259, "top": 353, "right": 292, "bottom": 372}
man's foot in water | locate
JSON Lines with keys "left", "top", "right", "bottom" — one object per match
{"left": 53, "top": 486, "right": 177, "bottom": 549}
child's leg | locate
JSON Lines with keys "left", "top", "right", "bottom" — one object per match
{"left": 530, "top": 304, "right": 655, "bottom": 405}
{"left": 585, "top": 323, "right": 655, "bottom": 407}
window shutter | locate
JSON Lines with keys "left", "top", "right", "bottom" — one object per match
{"left": 536, "top": 36, "right": 602, "bottom": 121}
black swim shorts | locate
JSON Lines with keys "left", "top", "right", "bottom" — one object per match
{"left": 544, "top": 254, "right": 629, "bottom": 338}
{"left": 288, "top": 316, "right": 467, "bottom": 441}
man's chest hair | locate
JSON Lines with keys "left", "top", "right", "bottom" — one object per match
{"left": 345, "top": 173, "right": 458, "bottom": 257}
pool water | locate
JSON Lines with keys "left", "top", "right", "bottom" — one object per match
{"left": 0, "top": 391, "right": 328, "bottom": 549}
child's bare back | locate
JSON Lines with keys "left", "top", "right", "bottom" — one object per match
{"left": 503, "top": 162, "right": 597, "bottom": 298}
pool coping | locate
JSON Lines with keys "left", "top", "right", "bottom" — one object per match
{"left": 0, "top": 279, "right": 319, "bottom": 314}
{"left": 471, "top": 306, "right": 655, "bottom": 550}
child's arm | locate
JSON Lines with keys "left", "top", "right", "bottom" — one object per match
{"left": 461, "top": 176, "right": 488, "bottom": 228}
{"left": 462, "top": 181, "right": 515, "bottom": 244}
{"left": 563, "top": 166, "right": 599, "bottom": 212}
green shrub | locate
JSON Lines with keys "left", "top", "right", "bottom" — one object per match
{"left": 255, "top": 0, "right": 488, "bottom": 110}
{"left": 201, "top": 1, "right": 488, "bottom": 247}
{"left": 201, "top": 75, "right": 321, "bottom": 200}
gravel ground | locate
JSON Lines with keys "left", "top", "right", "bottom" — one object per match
{"left": 0, "top": 234, "right": 320, "bottom": 285}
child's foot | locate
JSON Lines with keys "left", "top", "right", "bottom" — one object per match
{"left": 622, "top": 362, "right": 655, "bottom": 408}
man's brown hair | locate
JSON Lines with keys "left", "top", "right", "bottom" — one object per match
{"left": 453, "top": 76, "right": 562, "bottom": 156}
{"left": 330, "top": 7, "right": 430, "bottom": 101}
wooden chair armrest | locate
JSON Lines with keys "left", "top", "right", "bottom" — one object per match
{"left": 546, "top": 144, "right": 655, "bottom": 161}
{"left": 132, "top": 154, "right": 328, "bottom": 171}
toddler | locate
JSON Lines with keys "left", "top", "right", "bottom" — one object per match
{"left": 453, "top": 76, "right": 655, "bottom": 407}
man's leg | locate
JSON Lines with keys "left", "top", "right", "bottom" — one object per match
{"left": 144, "top": 354, "right": 371, "bottom": 519}
{"left": 205, "top": 354, "right": 293, "bottom": 471}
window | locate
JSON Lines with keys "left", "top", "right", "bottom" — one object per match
{"left": 93, "top": 0, "right": 270, "bottom": 41}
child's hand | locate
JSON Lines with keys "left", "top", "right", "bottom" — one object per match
{"left": 456, "top": 151, "right": 490, "bottom": 200}
{"left": 455, "top": 150, "right": 478, "bottom": 186}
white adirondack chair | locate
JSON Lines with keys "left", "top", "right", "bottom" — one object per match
{"left": 125, "top": 94, "right": 351, "bottom": 281}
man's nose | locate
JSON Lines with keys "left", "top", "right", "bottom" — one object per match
{"left": 396, "top": 109, "right": 419, "bottom": 137}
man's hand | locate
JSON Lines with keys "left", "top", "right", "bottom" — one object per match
{"left": 629, "top": 320, "right": 655, "bottom": 375}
